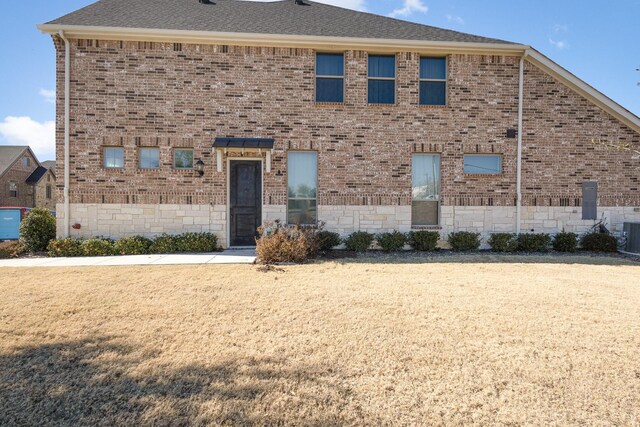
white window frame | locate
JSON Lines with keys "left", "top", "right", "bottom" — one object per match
{"left": 367, "top": 54, "right": 396, "bottom": 105}
{"left": 315, "top": 52, "right": 345, "bottom": 103}
{"left": 420, "top": 57, "right": 448, "bottom": 106}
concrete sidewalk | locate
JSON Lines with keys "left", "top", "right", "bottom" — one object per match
{"left": 0, "top": 249, "right": 256, "bottom": 268}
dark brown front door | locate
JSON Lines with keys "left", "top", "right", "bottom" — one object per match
{"left": 230, "top": 161, "right": 262, "bottom": 246}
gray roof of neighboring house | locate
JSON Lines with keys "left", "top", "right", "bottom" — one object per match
{"left": 41, "top": 161, "right": 56, "bottom": 176}
{"left": 47, "top": 0, "right": 515, "bottom": 45}
{"left": 26, "top": 166, "right": 49, "bottom": 185}
{"left": 0, "top": 146, "right": 29, "bottom": 179}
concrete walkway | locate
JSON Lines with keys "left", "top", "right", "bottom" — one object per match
{"left": 0, "top": 249, "right": 256, "bottom": 268}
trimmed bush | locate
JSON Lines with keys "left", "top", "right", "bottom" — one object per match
{"left": 256, "top": 222, "right": 319, "bottom": 264}
{"left": 448, "top": 232, "right": 481, "bottom": 252}
{"left": 47, "top": 238, "right": 83, "bottom": 257}
{"left": 581, "top": 232, "right": 618, "bottom": 253}
{"left": 408, "top": 231, "right": 440, "bottom": 252}
{"left": 114, "top": 236, "right": 153, "bottom": 255}
{"left": 377, "top": 231, "right": 408, "bottom": 253}
{"left": 553, "top": 231, "right": 578, "bottom": 253}
{"left": 516, "top": 233, "right": 551, "bottom": 252}
{"left": 316, "top": 231, "right": 341, "bottom": 252}
{"left": 488, "top": 233, "right": 517, "bottom": 253}
{"left": 0, "top": 241, "right": 26, "bottom": 259}
{"left": 149, "top": 234, "right": 181, "bottom": 254}
{"left": 344, "top": 231, "right": 374, "bottom": 253}
{"left": 81, "top": 238, "right": 115, "bottom": 256}
{"left": 177, "top": 232, "right": 219, "bottom": 253}
{"left": 19, "top": 208, "right": 56, "bottom": 253}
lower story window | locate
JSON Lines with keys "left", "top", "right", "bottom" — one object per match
{"left": 46, "top": 185, "right": 52, "bottom": 199}
{"left": 287, "top": 151, "right": 317, "bottom": 225}
{"left": 9, "top": 182, "right": 18, "bottom": 198}
{"left": 412, "top": 154, "right": 440, "bottom": 226}
{"left": 464, "top": 154, "right": 502, "bottom": 175}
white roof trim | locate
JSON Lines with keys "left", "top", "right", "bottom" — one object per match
{"left": 526, "top": 49, "right": 640, "bottom": 135}
{"left": 37, "top": 24, "right": 528, "bottom": 55}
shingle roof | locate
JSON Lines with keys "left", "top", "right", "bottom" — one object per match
{"left": 26, "top": 166, "right": 49, "bottom": 185}
{"left": 0, "top": 146, "right": 29, "bottom": 178}
{"left": 41, "top": 161, "right": 56, "bottom": 176}
{"left": 47, "top": 0, "right": 515, "bottom": 45}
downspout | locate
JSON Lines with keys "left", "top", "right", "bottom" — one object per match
{"left": 516, "top": 53, "right": 526, "bottom": 235}
{"left": 59, "top": 31, "right": 71, "bottom": 238}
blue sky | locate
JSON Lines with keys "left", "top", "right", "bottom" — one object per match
{"left": 1, "top": 0, "right": 639, "bottom": 161}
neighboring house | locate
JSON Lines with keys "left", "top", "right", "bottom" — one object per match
{"left": 39, "top": 0, "right": 640, "bottom": 247}
{"left": 0, "top": 146, "right": 57, "bottom": 210}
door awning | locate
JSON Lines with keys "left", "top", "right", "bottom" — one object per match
{"left": 213, "top": 138, "right": 274, "bottom": 149}
{"left": 213, "top": 138, "right": 275, "bottom": 173}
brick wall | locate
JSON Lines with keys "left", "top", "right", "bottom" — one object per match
{"left": 0, "top": 151, "right": 38, "bottom": 208}
{"left": 53, "top": 37, "right": 639, "bottom": 222}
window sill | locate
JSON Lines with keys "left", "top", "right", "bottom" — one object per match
{"left": 411, "top": 225, "right": 442, "bottom": 230}
{"left": 315, "top": 101, "right": 344, "bottom": 106}
{"left": 367, "top": 103, "right": 397, "bottom": 107}
{"left": 464, "top": 173, "right": 504, "bottom": 178}
{"left": 418, "top": 104, "right": 448, "bottom": 109}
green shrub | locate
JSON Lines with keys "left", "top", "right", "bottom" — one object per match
{"left": 408, "top": 231, "right": 440, "bottom": 252}
{"left": 19, "top": 208, "right": 56, "bottom": 253}
{"left": 316, "top": 231, "right": 341, "bottom": 252}
{"left": 47, "top": 238, "right": 83, "bottom": 257}
{"left": 81, "top": 238, "right": 115, "bottom": 256}
{"left": 0, "top": 241, "right": 26, "bottom": 259}
{"left": 553, "top": 231, "right": 578, "bottom": 253}
{"left": 344, "top": 231, "right": 374, "bottom": 253}
{"left": 448, "top": 232, "right": 481, "bottom": 252}
{"left": 256, "top": 222, "right": 319, "bottom": 264}
{"left": 114, "top": 236, "right": 153, "bottom": 255}
{"left": 149, "top": 234, "right": 181, "bottom": 254}
{"left": 516, "top": 233, "right": 551, "bottom": 252}
{"left": 376, "top": 231, "right": 408, "bottom": 253}
{"left": 581, "top": 232, "right": 618, "bottom": 253}
{"left": 177, "top": 232, "right": 219, "bottom": 253}
{"left": 487, "top": 233, "right": 517, "bottom": 253}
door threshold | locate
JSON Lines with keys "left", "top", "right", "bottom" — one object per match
{"left": 227, "top": 246, "right": 256, "bottom": 250}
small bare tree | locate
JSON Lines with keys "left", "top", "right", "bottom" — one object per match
{"left": 592, "top": 139, "right": 640, "bottom": 158}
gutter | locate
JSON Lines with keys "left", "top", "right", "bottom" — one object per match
{"left": 516, "top": 50, "right": 531, "bottom": 235}
{"left": 59, "top": 30, "right": 71, "bottom": 238}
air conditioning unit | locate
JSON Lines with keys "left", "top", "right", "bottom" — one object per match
{"left": 623, "top": 222, "right": 640, "bottom": 254}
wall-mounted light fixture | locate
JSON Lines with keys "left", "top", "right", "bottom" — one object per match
{"left": 195, "top": 159, "right": 205, "bottom": 176}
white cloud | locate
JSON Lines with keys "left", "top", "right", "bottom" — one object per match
{"left": 553, "top": 24, "right": 569, "bottom": 33}
{"left": 389, "top": 0, "right": 428, "bottom": 18}
{"left": 549, "top": 38, "right": 569, "bottom": 50}
{"left": 446, "top": 14, "right": 464, "bottom": 25}
{"left": 0, "top": 116, "right": 56, "bottom": 161}
{"left": 243, "top": 0, "right": 366, "bottom": 11}
{"left": 40, "top": 89, "right": 56, "bottom": 104}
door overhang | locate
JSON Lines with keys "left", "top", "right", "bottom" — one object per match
{"left": 213, "top": 138, "right": 274, "bottom": 173}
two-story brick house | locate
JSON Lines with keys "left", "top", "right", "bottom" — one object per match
{"left": 0, "top": 146, "right": 56, "bottom": 210}
{"left": 39, "top": 0, "right": 640, "bottom": 247}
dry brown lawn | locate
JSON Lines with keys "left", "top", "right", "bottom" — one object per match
{"left": 1, "top": 255, "right": 639, "bottom": 426}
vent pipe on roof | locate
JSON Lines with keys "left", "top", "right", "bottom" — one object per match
{"left": 199, "top": 0, "right": 213, "bottom": 4}
{"left": 295, "top": 0, "right": 307, "bottom": 5}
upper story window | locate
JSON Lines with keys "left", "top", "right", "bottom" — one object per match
{"left": 420, "top": 57, "right": 447, "bottom": 106}
{"left": 9, "top": 182, "right": 18, "bottom": 198}
{"left": 464, "top": 154, "right": 502, "bottom": 175}
{"left": 22, "top": 157, "right": 30, "bottom": 167}
{"left": 316, "top": 53, "right": 344, "bottom": 103}
{"left": 287, "top": 152, "right": 318, "bottom": 225}
{"left": 103, "top": 147, "right": 124, "bottom": 169}
{"left": 139, "top": 147, "right": 160, "bottom": 169}
{"left": 368, "top": 55, "right": 396, "bottom": 104}
{"left": 46, "top": 185, "right": 52, "bottom": 200}
{"left": 174, "top": 149, "right": 194, "bottom": 170}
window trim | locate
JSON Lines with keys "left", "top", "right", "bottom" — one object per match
{"left": 411, "top": 153, "right": 441, "bottom": 227}
{"left": 287, "top": 151, "right": 319, "bottom": 226}
{"left": 463, "top": 154, "right": 503, "bottom": 176}
{"left": 102, "top": 146, "right": 125, "bottom": 169}
{"left": 315, "top": 52, "right": 345, "bottom": 104}
{"left": 367, "top": 54, "right": 397, "bottom": 105}
{"left": 173, "top": 148, "right": 195, "bottom": 170}
{"left": 419, "top": 56, "right": 448, "bottom": 106}
{"left": 138, "top": 146, "right": 161, "bottom": 170}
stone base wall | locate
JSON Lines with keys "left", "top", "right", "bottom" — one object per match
{"left": 57, "top": 203, "right": 228, "bottom": 247}
{"left": 57, "top": 204, "right": 640, "bottom": 248}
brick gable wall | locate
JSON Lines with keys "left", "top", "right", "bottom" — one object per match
{"left": 0, "top": 151, "right": 38, "bottom": 208}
